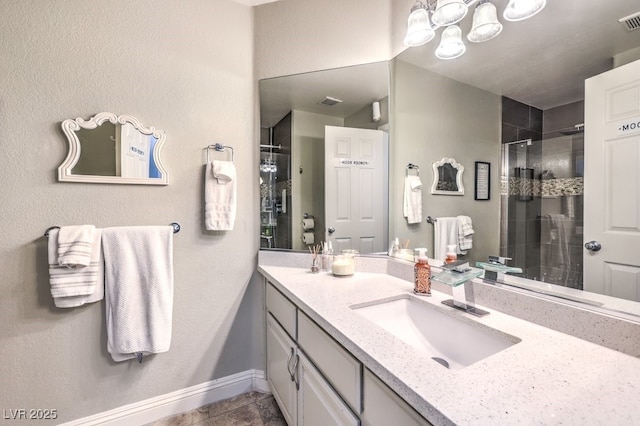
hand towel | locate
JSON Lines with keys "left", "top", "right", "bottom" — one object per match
{"left": 57, "top": 225, "right": 96, "bottom": 267}
{"left": 205, "top": 161, "right": 237, "bottom": 231}
{"left": 434, "top": 217, "right": 458, "bottom": 261}
{"left": 102, "top": 226, "right": 174, "bottom": 362}
{"left": 48, "top": 227, "right": 104, "bottom": 308}
{"left": 403, "top": 175, "right": 423, "bottom": 224}
{"left": 456, "top": 215, "right": 474, "bottom": 254}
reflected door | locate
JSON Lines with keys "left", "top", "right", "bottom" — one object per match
{"left": 118, "top": 122, "right": 151, "bottom": 178}
{"left": 324, "top": 126, "right": 388, "bottom": 254}
{"left": 584, "top": 59, "right": 640, "bottom": 302}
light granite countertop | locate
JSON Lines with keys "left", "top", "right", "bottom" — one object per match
{"left": 258, "top": 263, "right": 640, "bottom": 425}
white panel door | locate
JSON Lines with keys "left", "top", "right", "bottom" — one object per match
{"left": 119, "top": 122, "right": 150, "bottom": 178}
{"left": 325, "top": 126, "right": 388, "bottom": 254}
{"left": 584, "top": 59, "right": 640, "bottom": 302}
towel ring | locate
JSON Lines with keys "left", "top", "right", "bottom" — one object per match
{"left": 406, "top": 163, "right": 420, "bottom": 176}
{"left": 206, "top": 143, "right": 234, "bottom": 163}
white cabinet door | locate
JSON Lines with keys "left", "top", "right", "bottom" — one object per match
{"left": 362, "top": 369, "right": 431, "bottom": 426}
{"left": 297, "top": 350, "right": 359, "bottom": 426}
{"left": 267, "top": 314, "right": 297, "bottom": 426}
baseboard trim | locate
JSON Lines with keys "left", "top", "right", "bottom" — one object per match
{"left": 61, "top": 369, "right": 269, "bottom": 425}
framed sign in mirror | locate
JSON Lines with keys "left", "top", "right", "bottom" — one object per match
{"left": 474, "top": 161, "right": 490, "bottom": 200}
{"left": 57, "top": 112, "right": 168, "bottom": 185}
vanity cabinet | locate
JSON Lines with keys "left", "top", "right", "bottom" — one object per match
{"left": 265, "top": 280, "right": 429, "bottom": 425}
{"left": 266, "top": 282, "right": 357, "bottom": 425}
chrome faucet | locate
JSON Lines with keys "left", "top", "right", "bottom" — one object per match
{"left": 484, "top": 256, "right": 512, "bottom": 283}
{"left": 435, "top": 262, "right": 489, "bottom": 317}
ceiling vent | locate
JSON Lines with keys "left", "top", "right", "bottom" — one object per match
{"left": 619, "top": 11, "right": 640, "bottom": 31}
{"left": 318, "top": 96, "right": 343, "bottom": 107}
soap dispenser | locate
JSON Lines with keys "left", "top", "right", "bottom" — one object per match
{"left": 414, "top": 249, "right": 431, "bottom": 296}
{"left": 445, "top": 245, "right": 458, "bottom": 264}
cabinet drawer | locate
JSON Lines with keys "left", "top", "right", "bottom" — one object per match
{"left": 266, "top": 281, "right": 297, "bottom": 339}
{"left": 297, "top": 312, "right": 361, "bottom": 414}
{"left": 362, "top": 369, "right": 431, "bottom": 426}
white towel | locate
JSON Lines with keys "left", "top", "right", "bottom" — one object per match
{"left": 541, "top": 214, "right": 569, "bottom": 267}
{"left": 403, "top": 175, "right": 423, "bottom": 224}
{"left": 102, "top": 226, "right": 174, "bottom": 362}
{"left": 456, "top": 215, "right": 474, "bottom": 254}
{"left": 57, "top": 225, "right": 96, "bottom": 267}
{"left": 205, "top": 161, "right": 237, "bottom": 231}
{"left": 48, "top": 227, "right": 104, "bottom": 308}
{"left": 434, "top": 217, "right": 458, "bottom": 261}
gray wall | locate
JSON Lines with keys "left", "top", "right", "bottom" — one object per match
{"left": 390, "top": 59, "right": 502, "bottom": 263}
{"left": 0, "top": 0, "right": 260, "bottom": 423}
{"left": 291, "top": 110, "right": 344, "bottom": 250}
{"left": 0, "top": 0, "right": 450, "bottom": 422}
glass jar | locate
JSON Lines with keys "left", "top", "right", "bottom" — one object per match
{"left": 332, "top": 253, "right": 356, "bottom": 276}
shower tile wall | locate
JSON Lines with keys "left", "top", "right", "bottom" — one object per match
{"left": 501, "top": 97, "right": 543, "bottom": 276}
{"left": 502, "top": 97, "right": 584, "bottom": 289}
{"left": 260, "top": 113, "right": 292, "bottom": 249}
{"left": 273, "top": 113, "right": 292, "bottom": 249}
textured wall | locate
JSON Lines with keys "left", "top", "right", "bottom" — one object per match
{"left": 0, "top": 0, "right": 260, "bottom": 423}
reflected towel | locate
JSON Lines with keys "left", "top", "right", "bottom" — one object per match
{"left": 434, "top": 217, "right": 458, "bottom": 261}
{"left": 102, "top": 226, "right": 174, "bottom": 362}
{"left": 205, "top": 161, "right": 237, "bottom": 231}
{"left": 48, "top": 227, "right": 104, "bottom": 308}
{"left": 541, "top": 214, "right": 569, "bottom": 267}
{"left": 57, "top": 225, "right": 96, "bottom": 267}
{"left": 403, "top": 175, "right": 423, "bottom": 224}
{"left": 456, "top": 215, "right": 474, "bottom": 254}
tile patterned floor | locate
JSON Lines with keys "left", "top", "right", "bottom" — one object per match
{"left": 146, "top": 391, "right": 287, "bottom": 426}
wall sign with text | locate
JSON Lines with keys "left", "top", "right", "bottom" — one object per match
{"left": 474, "top": 161, "right": 490, "bottom": 201}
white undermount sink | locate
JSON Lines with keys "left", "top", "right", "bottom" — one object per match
{"left": 351, "top": 296, "right": 520, "bottom": 370}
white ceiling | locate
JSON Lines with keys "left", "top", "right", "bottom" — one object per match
{"left": 260, "top": 62, "right": 389, "bottom": 128}
{"left": 260, "top": 1, "right": 640, "bottom": 128}
{"left": 400, "top": 0, "right": 640, "bottom": 110}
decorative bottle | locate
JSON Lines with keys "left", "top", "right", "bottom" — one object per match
{"left": 414, "top": 249, "right": 431, "bottom": 296}
{"left": 445, "top": 244, "right": 458, "bottom": 264}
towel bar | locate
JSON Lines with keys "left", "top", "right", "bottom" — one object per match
{"left": 426, "top": 216, "right": 437, "bottom": 224}
{"left": 44, "top": 223, "right": 181, "bottom": 238}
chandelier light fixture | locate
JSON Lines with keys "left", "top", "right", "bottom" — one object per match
{"left": 404, "top": 0, "right": 547, "bottom": 59}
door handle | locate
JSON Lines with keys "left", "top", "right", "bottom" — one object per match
{"left": 328, "top": 227, "right": 335, "bottom": 234}
{"left": 584, "top": 241, "right": 602, "bottom": 252}
{"left": 286, "top": 347, "right": 295, "bottom": 381}
{"left": 292, "top": 354, "right": 300, "bottom": 390}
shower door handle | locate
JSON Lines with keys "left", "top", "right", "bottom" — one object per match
{"left": 584, "top": 241, "right": 601, "bottom": 252}
{"left": 328, "top": 227, "right": 335, "bottom": 234}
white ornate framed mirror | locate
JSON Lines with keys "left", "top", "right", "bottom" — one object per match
{"left": 431, "top": 157, "right": 464, "bottom": 195}
{"left": 58, "top": 112, "right": 168, "bottom": 185}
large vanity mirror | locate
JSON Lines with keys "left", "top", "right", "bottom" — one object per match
{"left": 58, "top": 112, "right": 168, "bottom": 185}
{"left": 259, "top": 1, "right": 640, "bottom": 320}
